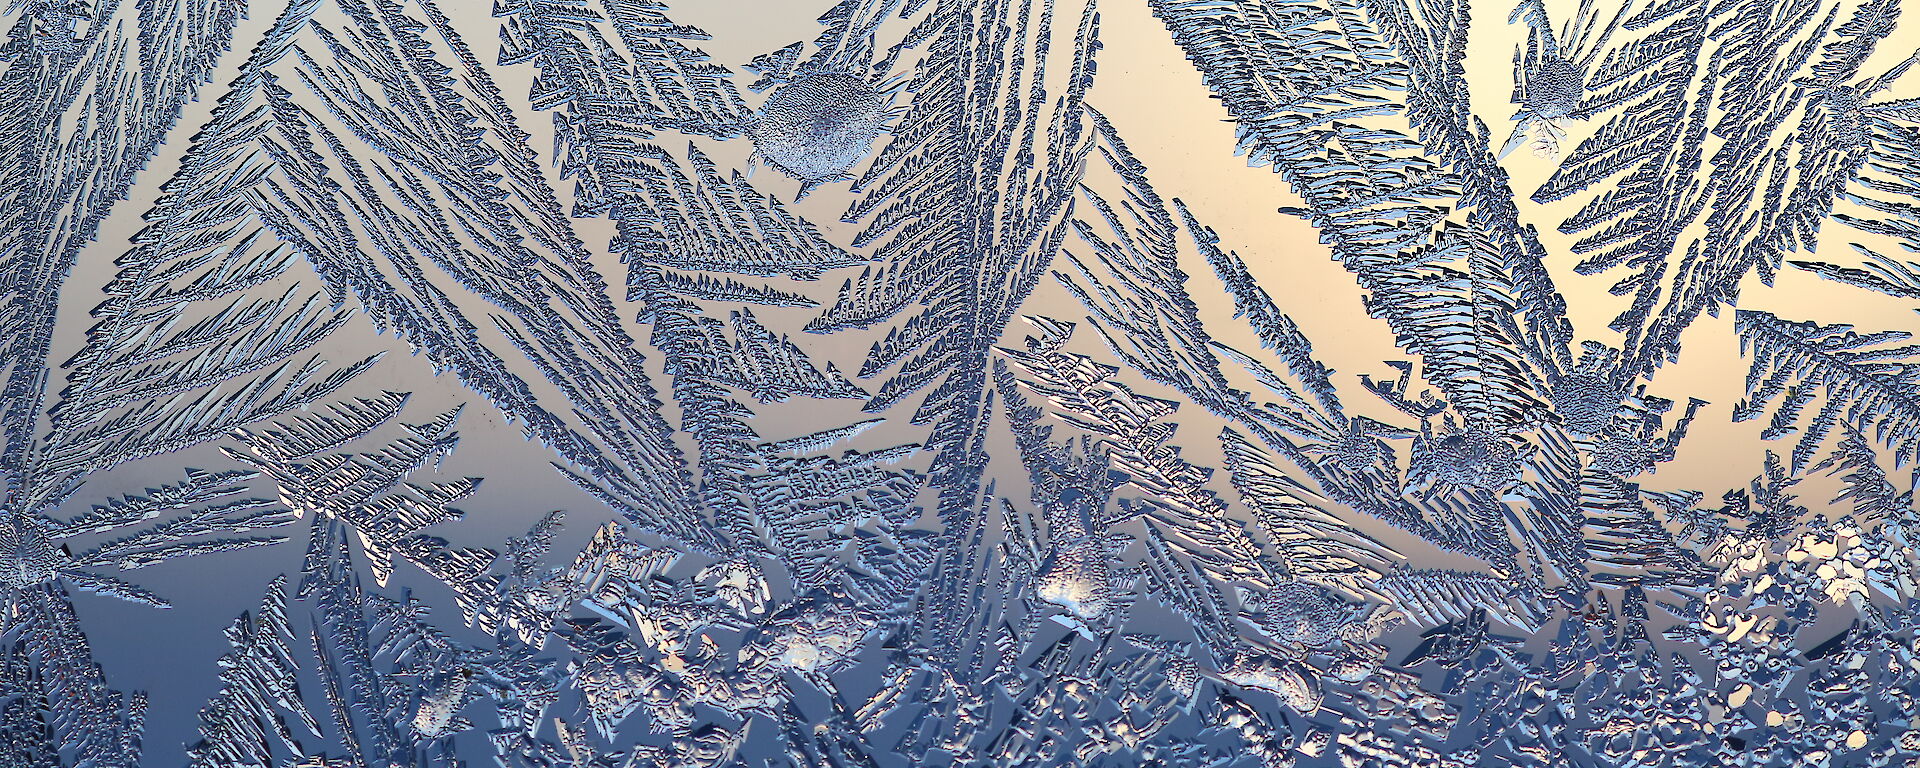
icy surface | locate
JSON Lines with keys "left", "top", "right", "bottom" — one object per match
{"left": 3, "top": 0, "right": 1920, "bottom": 765}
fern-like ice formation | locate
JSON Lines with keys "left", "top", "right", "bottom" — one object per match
{"left": 5, "top": 0, "right": 1920, "bottom": 764}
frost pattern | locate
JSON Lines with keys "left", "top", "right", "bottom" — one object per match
{"left": 5, "top": 0, "right": 1920, "bottom": 765}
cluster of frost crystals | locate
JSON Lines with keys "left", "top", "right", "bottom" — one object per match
{"left": 11, "top": 0, "right": 1920, "bottom": 764}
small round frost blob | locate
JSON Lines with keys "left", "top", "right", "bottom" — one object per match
{"left": 1409, "top": 429, "right": 1524, "bottom": 493}
{"left": 1034, "top": 540, "right": 1113, "bottom": 621}
{"left": 748, "top": 73, "right": 888, "bottom": 183}
{"left": 1260, "top": 581, "right": 1353, "bottom": 647}
{"left": 1524, "top": 58, "right": 1582, "bottom": 119}
{"left": 1550, "top": 372, "right": 1617, "bottom": 436}
{"left": 0, "top": 520, "right": 60, "bottom": 589}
